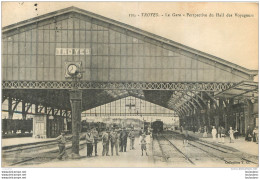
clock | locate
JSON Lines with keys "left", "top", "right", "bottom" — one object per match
{"left": 65, "top": 62, "right": 82, "bottom": 79}
{"left": 67, "top": 64, "right": 78, "bottom": 75}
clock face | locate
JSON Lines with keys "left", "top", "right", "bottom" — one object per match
{"left": 67, "top": 64, "right": 77, "bottom": 75}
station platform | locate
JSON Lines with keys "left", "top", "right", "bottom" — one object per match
{"left": 27, "top": 137, "right": 157, "bottom": 167}
{"left": 3, "top": 131, "right": 258, "bottom": 167}
{"left": 176, "top": 130, "right": 259, "bottom": 156}
{"left": 2, "top": 137, "right": 55, "bottom": 148}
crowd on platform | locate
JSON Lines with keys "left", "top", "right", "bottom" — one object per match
{"left": 55, "top": 127, "right": 152, "bottom": 160}
{"left": 210, "top": 125, "right": 259, "bottom": 144}
{"left": 181, "top": 124, "right": 259, "bottom": 144}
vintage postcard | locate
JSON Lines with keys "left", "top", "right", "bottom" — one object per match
{"left": 1, "top": 2, "right": 258, "bottom": 168}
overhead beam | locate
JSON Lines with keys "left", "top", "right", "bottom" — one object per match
{"left": 2, "top": 95, "right": 8, "bottom": 103}
{"left": 204, "top": 92, "right": 218, "bottom": 107}
{"left": 186, "top": 92, "right": 203, "bottom": 109}
{"left": 2, "top": 81, "right": 235, "bottom": 91}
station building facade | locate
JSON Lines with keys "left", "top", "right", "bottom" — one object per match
{"left": 2, "top": 7, "right": 258, "bottom": 137}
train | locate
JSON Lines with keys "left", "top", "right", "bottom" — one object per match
{"left": 2, "top": 118, "right": 33, "bottom": 134}
{"left": 80, "top": 121, "right": 107, "bottom": 133}
{"left": 151, "top": 120, "right": 163, "bottom": 134}
{"left": 81, "top": 121, "right": 136, "bottom": 132}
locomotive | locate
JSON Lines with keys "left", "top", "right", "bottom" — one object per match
{"left": 151, "top": 120, "right": 163, "bottom": 134}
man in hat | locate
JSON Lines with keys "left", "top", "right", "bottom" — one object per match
{"left": 102, "top": 129, "right": 110, "bottom": 156}
{"left": 139, "top": 127, "right": 144, "bottom": 136}
{"left": 118, "top": 128, "right": 122, "bottom": 152}
{"left": 120, "top": 127, "right": 128, "bottom": 152}
{"left": 110, "top": 128, "right": 119, "bottom": 156}
{"left": 56, "top": 131, "right": 68, "bottom": 160}
{"left": 106, "top": 128, "right": 110, "bottom": 156}
{"left": 139, "top": 133, "right": 148, "bottom": 156}
{"left": 92, "top": 127, "right": 99, "bottom": 156}
{"left": 128, "top": 128, "right": 135, "bottom": 150}
{"left": 86, "top": 128, "right": 94, "bottom": 157}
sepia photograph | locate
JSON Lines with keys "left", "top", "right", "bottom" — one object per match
{"left": 1, "top": 2, "right": 258, "bottom": 169}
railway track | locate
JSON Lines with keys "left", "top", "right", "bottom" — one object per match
{"left": 2, "top": 137, "right": 88, "bottom": 166}
{"left": 8, "top": 141, "right": 87, "bottom": 166}
{"left": 153, "top": 131, "right": 258, "bottom": 166}
{"left": 187, "top": 138, "right": 258, "bottom": 165}
{"left": 153, "top": 134, "right": 195, "bottom": 165}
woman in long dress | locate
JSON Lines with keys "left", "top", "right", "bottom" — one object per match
{"left": 228, "top": 127, "right": 235, "bottom": 143}
{"left": 211, "top": 126, "right": 217, "bottom": 141}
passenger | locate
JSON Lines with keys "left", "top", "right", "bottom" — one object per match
{"left": 193, "top": 126, "right": 196, "bottom": 133}
{"left": 139, "top": 127, "right": 144, "bottom": 136}
{"left": 120, "top": 127, "right": 128, "bottom": 152}
{"left": 139, "top": 133, "right": 148, "bottom": 156}
{"left": 128, "top": 128, "right": 135, "bottom": 150}
{"left": 253, "top": 127, "right": 258, "bottom": 144}
{"left": 203, "top": 126, "right": 208, "bottom": 138}
{"left": 56, "top": 131, "right": 68, "bottom": 160}
{"left": 183, "top": 124, "right": 188, "bottom": 145}
{"left": 102, "top": 129, "right": 110, "bottom": 156}
{"left": 198, "top": 127, "right": 201, "bottom": 133}
{"left": 245, "top": 126, "right": 252, "bottom": 141}
{"left": 211, "top": 126, "right": 217, "bottom": 142}
{"left": 86, "top": 129, "right": 94, "bottom": 157}
{"left": 118, "top": 128, "right": 122, "bottom": 152}
{"left": 146, "top": 129, "right": 151, "bottom": 145}
{"left": 110, "top": 128, "right": 119, "bottom": 156}
{"left": 234, "top": 128, "right": 239, "bottom": 139}
{"left": 149, "top": 129, "right": 153, "bottom": 142}
{"left": 92, "top": 127, "right": 99, "bottom": 156}
{"left": 228, "top": 127, "right": 235, "bottom": 143}
{"left": 106, "top": 129, "right": 110, "bottom": 156}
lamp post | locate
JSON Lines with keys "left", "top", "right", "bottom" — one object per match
{"left": 65, "top": 62, "right": 82, "bottom": 159}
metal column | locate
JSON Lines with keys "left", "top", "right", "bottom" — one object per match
{"left": 70, "top": 89, "right": 82, "bottom": 158}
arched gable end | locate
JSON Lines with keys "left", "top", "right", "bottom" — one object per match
{"left": 2, "top": 7, "right": 256, "bottom": 83}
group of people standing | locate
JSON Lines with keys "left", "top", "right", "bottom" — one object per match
{"left": 56, "top": 127, "right": 151, "bottom": 160}
{"left": 211, "top": 125, "right": 259, "bottom": 144}
{"left": 211, "top": 126, "right": 240, "bottom": 143}
{"left": 245, "top": 126, "right": 259, "bottom": 144}
{"left": 85, "top": 127, "right": 136, "bottom": 157}
{"left": 211, "top": 126, "right": 226, "bottom": 143}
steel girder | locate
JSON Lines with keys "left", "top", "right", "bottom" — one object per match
{"left": 2, "top": 81, "right": 235, "bottom": 91}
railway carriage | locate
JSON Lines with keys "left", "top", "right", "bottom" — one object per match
{"left": 81, "top": 121, "right": 107, "bottom": 133}
{"left": 2, "top": 119, "right": 33, "bottom": 135}
{"left": 151, "top": 120, "right": 163, "bottom": 134}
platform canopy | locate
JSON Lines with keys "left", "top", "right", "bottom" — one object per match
{"left": 2, "top": 7, "right": 258, "bottom": 117}
{"left": 215, "top": 81, "right": 258, "bottom": 99}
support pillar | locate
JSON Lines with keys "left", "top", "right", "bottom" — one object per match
{"left": 44, "top": 106, "right": 48, "bottom": 114}
{"left": 65, "top": 110, "right": 68, "bottom": 131}
{"left": 70, "top": 89, "right": 82, "bottom": 159}
{"left": 22, "top": 101, "right": 26, "bottom": 120}
{"left": 35, "top": 104, "right": 39, "bottom": 114}
{"left": 52, "top": 108, "right": 55, "bottom": 116}
{"left": 8, "top": 97, "right": 13, "bottom": 119}
{"left": 245, "top": 99, "right": 254, "bottom": 134}
{"left": 195, "top": 110, "right": 200, "bottom": 131}
{"left": 226, "top": 99, "right": 234, "bottom": 131}
{"left": 218, "top": 98, "right": 224, "bottom": 128}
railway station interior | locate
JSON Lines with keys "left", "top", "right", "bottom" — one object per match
{"left": 1, "top": 7, "right": 259, "bottom": 167}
